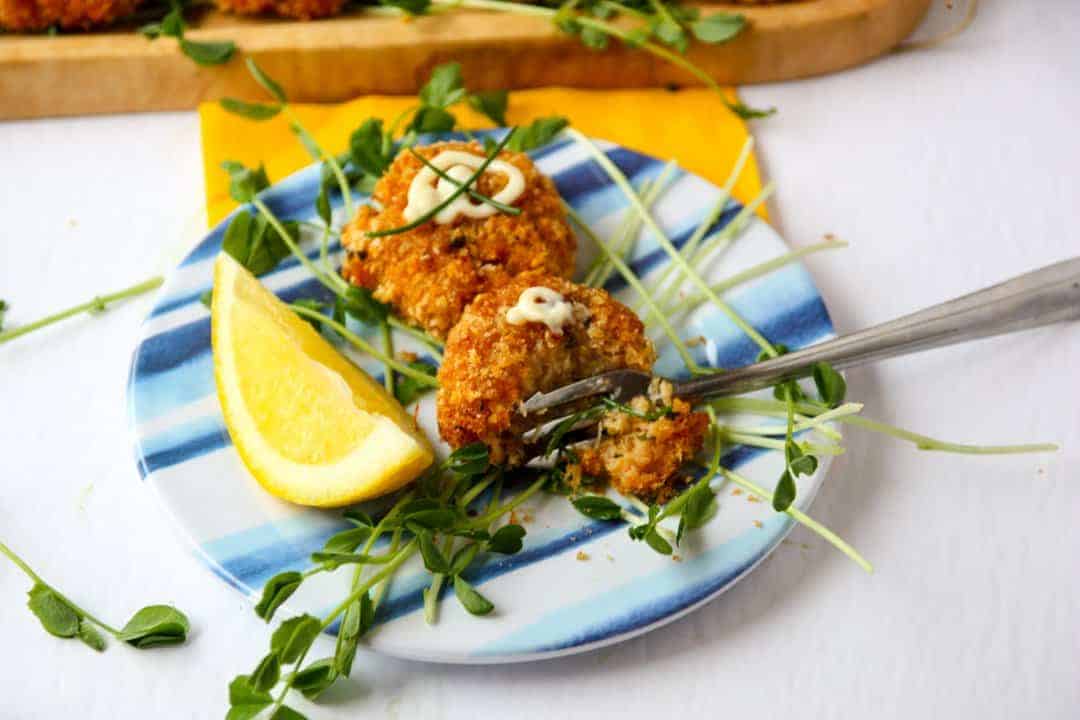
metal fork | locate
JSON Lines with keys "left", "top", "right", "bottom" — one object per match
{"left": 521, "top": 257, "right": 1080, "bottom": 424}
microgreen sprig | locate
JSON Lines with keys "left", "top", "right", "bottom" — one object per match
{"left": 139, "top": 0, "right": 235, "bottom": 67}
{"left": 0, "top": 276, "right": 163, "bottom": 346}
{"left": 406, "top": 147, "right": 523, "bottom": 216}
{"left": 0, "top": 541, "right": 190, "bottom": 651}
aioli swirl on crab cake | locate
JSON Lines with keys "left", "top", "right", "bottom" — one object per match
{"left": 342, "top": 141, "right": 576, "bottom": 341}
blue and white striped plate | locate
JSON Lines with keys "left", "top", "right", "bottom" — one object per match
{"left": 127, "top": 131, "right": 835, "bottom": 663}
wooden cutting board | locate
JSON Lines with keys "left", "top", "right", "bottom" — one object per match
{"left": 0, "top": 0, "right": 930, "bottom": 120}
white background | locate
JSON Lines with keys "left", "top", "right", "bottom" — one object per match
{"left": 1, "top": 1, "right": 1077, "bottom": 717}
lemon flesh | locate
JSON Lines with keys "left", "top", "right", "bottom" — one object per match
{"left": 212, "top": 253, "right": 433, "bottom": 507}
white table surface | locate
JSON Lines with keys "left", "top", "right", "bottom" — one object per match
{"left": 2, "top": 1, "right": 1077, "bottom": 718}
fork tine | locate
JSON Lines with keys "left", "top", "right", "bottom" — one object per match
{"left": 520, "top": 369, "right": 653, "bottom": 418}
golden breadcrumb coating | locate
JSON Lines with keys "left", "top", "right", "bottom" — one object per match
{"left": 436, "top": 274, "right": 655, "bottom": 465}
{"left": 342, "top": 141, "right": 576, "bottom": 341}
{"left": 214, "top": 0, "right": 344, "bottom": 19}
{"left": 0, "top": 0, "right": 141, "bottom": 30}
{"left": 574, "top": 396, "right": 710, "bottom": 501}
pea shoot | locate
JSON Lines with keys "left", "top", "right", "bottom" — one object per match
{"left": 138, "top": 0, "right": 235, "bottom": 67}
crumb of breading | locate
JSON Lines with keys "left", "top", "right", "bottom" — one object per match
{"left": 215, "top": 0, "right": 344, "bottom": 19}
{"left": 575, "top": 551, "right": 589, "bottom": 561}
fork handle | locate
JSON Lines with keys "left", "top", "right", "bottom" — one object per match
{"left": 674, "top": 256, "right": 1080, "bottom": 401}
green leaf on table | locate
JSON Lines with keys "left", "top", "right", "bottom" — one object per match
{"left": 506, "top": 117, "right": 568, "bottom": 152}
{"left": 813, "top": 362, "right": 846, "bottom": 408}
{"left": 180, "top": 38, "right": 235, "bottom": 66}
{"left": 77, "top": 620, "right": 107, "bottom": 652}
{"left": 453, "top": 576, "right": 494, "bottom": 616}
{"left": 487, "top": 524, "right": 525, "bottom": 555}
{"left": 116, "top": 605, "right": 190, "bottom": 648}
{"left": 419, "top": 62, "right": 466, "bottom": 108}
{"left": 255, "top": 571, "right": 303, "bottom": 622}
{"left": 227, "top": 675, "right": 273, "bottom": 720}
{"left": 249, "top": 652, "right": 281, "bottom": 692}
{"left": 571, "top": 495, "right": 622, "bottom": 521}
{"left": 394, "top": 360, "right": 437, "bottom": 405}
{"left": 220, "top": 97, "right": 282, "bottom": 121}
{"left": 467, "top": 90, "right": 508, "bottom": 126}
{"left": 292, "top": 657, "right": 338, "bottom": 700}
{"left": 271, "top": 614, "right": 322, "bottom": 664}
{"left": 27, "top": 584, "right": 80, "bottom": 638}
{"left": 690, "top": 13, "right": 745, "bottom": 44}
{"left": 246, "top": 57, "right": 287, "bottom": 103}
{"left": 221, "top": 160, "right": 270, "bottom": 203}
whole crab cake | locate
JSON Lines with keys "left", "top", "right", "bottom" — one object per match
{"left": 215, "top": 0, "right": 345, "bottom": 19}
{"left": 436, "top": 274, "right": 655, "bottom": 466}
{"left": 342, "top": 141, "right": 576, "bottom": 341}
{"left": 0, "top": 0, "right": 142, "bottom": 30}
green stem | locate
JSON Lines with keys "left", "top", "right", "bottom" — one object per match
{"left": 407, "top": 148, "right": 523, "bottom": 215}
{"left": 718, "top": 466, "right": 873, "bottom": 573}
{"left": 382, "top": 322, "right": 395, "bottom": 393}
{"left": 564, "top": 203, "right": 708, "bottom": 374}
{"left": 290, "top": 306, "right": 439, "bottom": 387}
{"left": 252, "top": 198, "right": 349, "bottom": 296}
{"left": 721, "top": 430, "right": 845, "bottom": 456}
{"left": 387, "top": 317, "right": 444, "bottom": 361}
{"left": 0, "top": 542, "right": 121, "bottom": 634}
{"left": 471, "top": 473, "right": 547, "bottom": 527}
{"left": 568, "top": 128, "right": 777, "bottom": 358}
{"left": 283, "top": 106, "right": 355, "bottom": 220}
{"left": 0, "top": 276, "right": 163, "bottom": 345}
{"left": 322, "top": 540, "right": 419, "bottom": 630}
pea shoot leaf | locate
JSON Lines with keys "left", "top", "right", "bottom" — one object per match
{"left": 27, "top": 584, "right": 80, "bottom": 638}
{"left": 448, "top": 543, "right": 481, "bottom": 576}
{"left": 813, "top": 362, "right": 846, "bottom": 408}
{"left": 349, "top": 118, "right": 393, "bottom": 178}
{"left": 270, "top": 705, "right": 308, "bottom": 720}
{"left": 571, "top": 495, "right": 623, "bottom": 521}
{"left": 292, "top": 658, "right": 337, "bottom": 700}
{"left": 76, "top": 620, "right": 107, "bottom": 652}
{"left": 221, "top": 212, "right": 298, "bottom": 277}
{"left": 408, "top": 106, "right": 457, "bottom": 134}
{"left": 506, "top": 116, "right": 568, "bottom": 152}
{"left": 786, "top": 441, "right": 818, "bottom": 477}
{"left": 322, "top": 526, "right": 372, "bottom": 554}
{"left": 467, "top": 90, "right": 508, "bottom": 126}
{"left": 727, "top": 99, "right": 776, "bottom": 120}
{"left": 453, "top": 576, "right": 494, "bottom": 616}
{"left": 221, "top": 160, "right": 270, "bottom": 203}
{"left": 270, "top": 615, "right": 321, "bottom": 664}
{"left": 0, "top": 299, "right": 7, "bottom": 331}
{"left": 227, "top": 675, "right": 273, "bottom": 720}
{"left": 419, "top": 62, "right": 466, "bottom": 108}
{"left": 773, "top": 470, "right": 796, "bottom": 512}
{"left": 381, "top": 0, "right": 432, "bottom": 14}
{"left": 394, "top": 359, "right": 437, "bottom": 405}
{"left": 343, "top": 509, "right": 374, "bottom": 527}
{"left": 249, "top": 652, "right": 281, "bottom": 693}
{"left": 255, "top": 571, "right": 303, "bottom": 622}
{"left": 180, "top": 38, "right": 236, "bottom": 66}
{"left": 643, "top": 527, "right": 673, "bottom": 555}
{"left": 417, "top": 532, "right": 451, "bottom": 574}
{"left": 676, "top": 477, "right": 717, "bottom": 543}
{"left": 444, "top": 443, "right": 490, "bottom": 476}
{"left": 579, "top": 25, "right": 609, "bottom": 50}
{"left": 690, "top": 13, "right": 745, "bottom": 44}
{"left": 487, "top": 524, "right": 526, "bottom": 554}
{"left": 116, "top": 605, "right": 190, "bottom": 648}
{"left": 654, "top": 20, "right": 689, "bottom": 53}
{"left": 219, "top": 97, "right": 282, "bottom": 121}
{"left": 335, "top": 286, "right": 390, "bottom": 326}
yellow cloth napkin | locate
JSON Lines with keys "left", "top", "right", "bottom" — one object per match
{"left": 200, "top": 88, "right": 765, "bottom": 227}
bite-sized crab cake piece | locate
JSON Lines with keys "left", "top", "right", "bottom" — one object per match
{"left": 0, "top": 0, "right": 142, "bottom": 30}
{"left": 342, "top": 141, "right": 576, "bottom": 340}
{"left": 215, "top": 0, "right": 344, "bottom": 19}
{"left": 573, "top": 396, "right": 710, "bottom": 501}
{"left": 437, "top": 274, "right": 655, "bottom": 465}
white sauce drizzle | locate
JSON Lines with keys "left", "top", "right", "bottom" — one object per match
{"left": 505, "top": 286, "right": 576, "bottom": 334}
{"left": 403, "top": 150, "right": 526, "bottom": 224}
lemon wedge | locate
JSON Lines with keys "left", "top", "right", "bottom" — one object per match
{"left": 212, "top": 253, "right": 433, "bottom": 507}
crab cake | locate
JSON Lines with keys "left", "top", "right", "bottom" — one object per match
{"left": 342, "top": 141, "right": 576, "bottom": 341}
{"left": 0, "top": 0, "right": 142, "bottom": 30}
{"left": 437, "top": 274, "right": 655, "bottom": 465}
{"left": 214, "top": 0, "right": 344, "bottom": 18}
{"left": 573, "top": 395, "right": 710, "bottom": 501}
